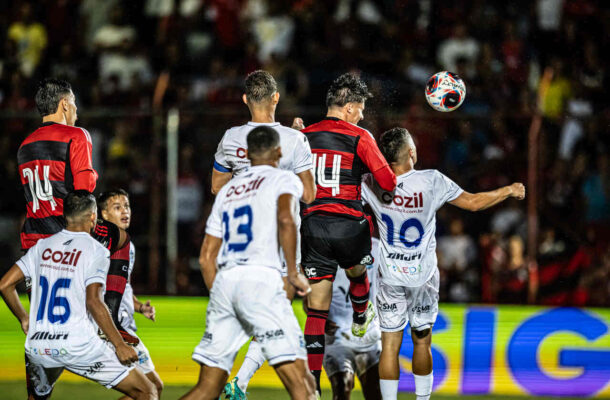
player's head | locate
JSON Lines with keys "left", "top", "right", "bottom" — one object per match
{"left": 246, "top": 126, "right": 282, "bottom": 166}
{"left": 63, "top": 191, "right": 97, "bottom": 232}
{"left": 380, "top": 127, "right": 417, "bottom": 168}
{"left": 326, "top": 73, "right": 372, "bottom": 125}
{"left": 35, "top": 78, "right": 77, "bottom": 126}
{"left": 98, "top": 189, "right": 131, "bottom": 230}
{"left": 243, "top": 70, "right": 279, "bottom": 110}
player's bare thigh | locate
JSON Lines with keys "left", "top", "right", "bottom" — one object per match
{"left": 358, "top": 363, "right": 381, "bottom": 400}
{"left": 328, "top": 371, "right": 355, "bottom": 400}
{"left": 114, "top": 368, "right": 157, "bottom": 400}
{"left": 179, "top": 365, "right": 228, "bottom": 400}
{"left": 274, "top": 359, "right": 316, "bottom": 400}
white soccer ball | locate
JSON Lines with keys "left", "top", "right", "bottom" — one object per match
{"left": 424, "top": 71, "right": 466, "bottom": 112}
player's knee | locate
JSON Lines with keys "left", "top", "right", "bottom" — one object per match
{"left": 154, "top": 379, "right": 163, "bottom": 396}
{"left": 412, "top": 327, "right": 431, "bottom": 341}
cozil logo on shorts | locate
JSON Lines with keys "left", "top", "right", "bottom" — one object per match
{"left": 255, "top": 329, "right": 285, "bottom": 342}
{"left": 84, "top": 362, "right": 104, "bottom": 377}
{"left": 203, "top": 332, "right": 213, "bottom": 342}
{"left": 28, "top": 348, "right": 69, "bottom": 357}
{"left": 389, "top": 264, "right": 422, "bottom": 274}
{"left": 412, "top": 305, "right": 431, "bottom": 313}
{"left": 380, "top": 303, "right": 398, "bottom": 312}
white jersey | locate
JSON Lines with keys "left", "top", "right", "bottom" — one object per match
{"left": 206, "top": 165, "right": 304, "bottom": 272}
{"left": 214, "top": 121, "right": 313, "bottom": 177}
{"left": 327, "top": 238, "right": 381, "bottom": 351}
{"left": 362, "top": 170, "right": 463, "bottom": 287}
{"left": 119, "top": 243, "right": 137, "bottom": 335}
{"left": 17, "top": 230, "right": 110, "bottom": 359}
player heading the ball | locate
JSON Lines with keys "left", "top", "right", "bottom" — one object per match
{"left": 181, "top": 126, "right": 316, "bottom": 400}
{"left": 361, "top": 127, "right": 524, "bottom": 400}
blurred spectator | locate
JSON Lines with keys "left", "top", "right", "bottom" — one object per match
{"left": 491, "top": 235, "right": 529, "bottom": 304}
{"left": 8, "top": 3, "right": 47, "bottom": 77}
{"left": 438, "top": 218, "right": 477, "bottom": 273}
{"left": 437, "top": 24, "right": 479, "bottom": 77}
{"left": 582, "top": 154, "right": 610, "bottom": 223}
{"left": 80, "top": 0, "right": 119, "bottom": 51}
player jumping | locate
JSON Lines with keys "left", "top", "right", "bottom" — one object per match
{"left": 97, "top": 189, "right": 164, "bottom": 399}
{"left": 0, "top": 191, "right": 157, "bottom": 399}
{"left": 212, "top": 70, "right": 315, "bottom": 398}
{"left": 322, "top": 238, "right": 382, "bottom": 400}
{"left": 297, "top": 73, "right": 396, "bottom": 394}
{"left": 361, "top": 128, "right": 525, "bottom": 400}
{"left": 181, "top": 126, "right": 316, "bottom": 400}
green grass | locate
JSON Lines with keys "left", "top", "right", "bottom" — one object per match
{"left": 0, "top": 381, "right": 587, "bottom": 400}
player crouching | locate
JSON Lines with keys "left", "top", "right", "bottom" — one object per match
{"left": 0, "top": 191, "right": 156, "bottom": 399}
{"left": 361, "top": 128, "right": 525, "bottom": 400}
{"left": 180, "top": 126, "right": 316, "bottom": 400}
{"left": 97, "top": 189, "right": 164, "bottom": 398}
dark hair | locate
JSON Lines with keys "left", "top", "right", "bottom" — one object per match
{"left": 245, "top": 70, "right": 277, "bottom": 103}
{"left": 63, "top": 191, "right": 96, "bottom": 220}
{"left": 98, "top": 189, "right": 129, "bottom": 211}
{"left": 35, "top": 78, "right": 72, "bottom": 117}
{"left": 247, "top": 126, "right": 280, "bottom": 158}
{"left": 326, "top": 73, "right": 372, "bottom": 108}
{"left": 379, "top": 127, "right": 412, "bottom": 164}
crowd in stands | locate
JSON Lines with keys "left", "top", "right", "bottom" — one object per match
{"left": 0, "top": 0, "right": 607, "bottom": 305}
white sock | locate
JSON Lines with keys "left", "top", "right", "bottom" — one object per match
{"left": 380, "top": 379, "right": 399, "bottom": 399}
{"left": 414, "top": 372, "right": 433, "bottom": 400}
{"left": 235, "top": 341, "right": 265, "bottom": 391}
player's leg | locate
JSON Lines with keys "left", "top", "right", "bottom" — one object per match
{"left": 407, "top": 269, "right": 440, "bottom": 400}
{"left": 118, "top": 339, "right": 163, "bottom": 399}
{"left": 180, "top": 366, "right": 228, "bottom": 400}
{"left": 274, "top": 359, "right": 316, "bottom": 400}
{"left": 25, "top": 354, "right": 64, "bottom": 400}
{"left": 376, "top": 280, "right": 409, "bottom": 400}
{"left": 357, "top": 361, "right": 381, "bottom": 400}
{"left": 324, "top": 342, "right": 356, "bottom": 400}
{"left": 113, "top": 369, "right": 158, "bottom": 400}
{"left": 301, "top": 215, "right": 340, "bottom": 394}
{"left": 334, "top": 216, "right": 374, "bottom": 336}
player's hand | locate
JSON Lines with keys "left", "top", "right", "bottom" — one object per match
{"left": 325, "top": 319, "right": 339, "bottom": 336}
{"left": 509, "top": 183, "right": 525, "bottom": 200}
{"left": 20, "top": 318, "right": 29, "bottom": 335}
{"left": 288, "top": 272, "right": 311, "bottom": 297}
{"left": 115, "top": 343, "right": 138, "bottom": 365}
{"left": 292, "top": 117, "right": 305, "bottom": 130}
{"left": 140, "top": 300, "right": 156, "bottom": 322}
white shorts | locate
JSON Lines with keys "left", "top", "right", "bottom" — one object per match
{"left": 25, "top": 339, "right": 133, "bottom": 396}
{"left": 323, "top": 342, "right": 381, "bottom": 378}
{"left": 193, "top": 266, "right": 307, "bottom": 373}
{"left": 134, "top": 339, "right": 156, "bottom": 374}
{"left": 376, "top": 269, "right": 439, "bottom": 332}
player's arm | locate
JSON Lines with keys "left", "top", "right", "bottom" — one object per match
{"left": 0, "top": 265, "right": 29, "bottom": 334}
{"left": 199, "top": 234, "right": 222, "bottom": 290}
{"left": 211, "top": 169, "right": 232, "bottom": 195}
{"left": 297, "top": 169, "right": 316, "bottom": 204}
{"left": 211, "top": 138, "right": 233, "bottom": 195}
{"left": 86, "top": 283, "right": 138, "bottom": 364}
{"left": 278, "top": 193, "right": 310, "bottom": 296}
{"left": 133, "top": 295, "right": 156, "bottom": 322}
{"left": 69, "top": 128, "right": 98, "bottom": 191}
{"left": 357, "top": 133, "right": 397, "bottom": 192}
{"left": 450, "top": 183, "right": 525, "bottom": 211}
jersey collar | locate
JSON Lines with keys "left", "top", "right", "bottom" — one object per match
{"left": 397, "top": 169, "right": 416, "bottom": 179}
{"left": 247, "top": 121, "right": 280, "bottom": 127}
{"left": 41, "top": 121, "right": 57, "bottom": 127}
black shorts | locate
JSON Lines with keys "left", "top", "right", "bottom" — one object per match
{"left": 301, "top": 214, "right": 372, "bottom": 281}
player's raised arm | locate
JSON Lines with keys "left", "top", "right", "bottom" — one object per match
{"left": 278, "top": 193, "right": 310, "bottom": 296}
{"left": 211, "top": 168, "right": 232, "bottom": 195}
{"left": 69, "top": 128, "right": 98, "bottom": 192}
{"left": 0, "top": 265, "right": 29, "bottom": 334}
{"left": 450, "top": 183, "right": 525, "bottom": 211}
{"left": 357, "top": 131, "right": 397, "bottom": 192}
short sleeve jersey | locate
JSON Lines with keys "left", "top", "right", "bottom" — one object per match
{"left": 17, "top": 230, "right": 110, "bottom": 356}
{"left": 362, "top": 170, "right": 463, "bottom": 287}
{"left": 206, "top": 165, "right": 304, "bottom": 272}
{"left": 214, "top": 121, "right": 313, "bottom": 176}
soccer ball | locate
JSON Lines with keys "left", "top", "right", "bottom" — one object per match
{"left": 425, "top": 71, "right": 466, "bottom": 112}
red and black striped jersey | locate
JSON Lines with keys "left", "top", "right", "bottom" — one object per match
{"left": 17, "top": 122, "right": 98, "bottom": 250}
{"left": 302, "top": 117, "right": 396, "bottom": 218}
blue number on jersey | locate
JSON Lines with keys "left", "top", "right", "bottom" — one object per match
{"left": 36, "top": 276, "right": 72, "bottom": 324}
{"left": 222, "top": 205, "right": 254, "bottom": 252}
{"left": 381, "top": 213, "right": 424, "bottom": 248}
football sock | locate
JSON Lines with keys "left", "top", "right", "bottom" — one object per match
{"left": 347, "top": 272, "right": 370, "bottom": 317}
{"left": 414, "top": 372, "right": 433, "bottom": 400}
{"left": 236, "top": 340, "right": 265, "bottom": 391}
{"left": 380, "top": 379, "right": 399, "bottom": 399}
{"left": 304, "top": 308, "right": 328, "bottom": 392}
